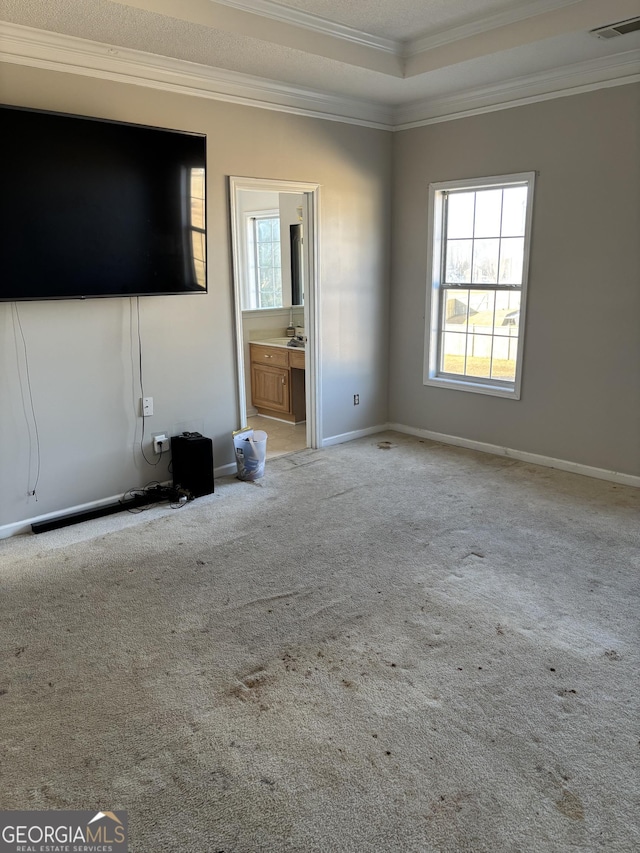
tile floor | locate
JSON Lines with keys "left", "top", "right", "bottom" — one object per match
{"left": 247, "top": 415, "right": 307, "bottom": 459}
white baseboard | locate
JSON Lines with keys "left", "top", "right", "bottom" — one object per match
{"left": 215, "top": 462, "right": 238, "bottom": 478}
{"left": 322, "top": 424, "right": 389, "bottom": 447}
{"left": 0, "top": 488, "right": 152, "bottom": 540}
{"left": 4, "top": 427, "right": 635, "bottom": 539}
{"left": 388, "top": 423, "right": 640, "bottom": 488}
{"left": 1, "top": 467, "right": 237, "bottom": 539}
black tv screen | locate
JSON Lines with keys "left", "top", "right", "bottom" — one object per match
{"left": 0, "top": 105, "right": 207, "bottom": 301}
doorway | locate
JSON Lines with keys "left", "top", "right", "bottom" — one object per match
{"left": 229, "top": 177, "right": 321, "bottom": 457}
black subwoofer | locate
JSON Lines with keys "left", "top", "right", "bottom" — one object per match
{"left": 171, "top": 433, "right": 214, "bottom": 498}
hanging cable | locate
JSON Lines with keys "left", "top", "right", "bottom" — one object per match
{"left": 136, "top": 296, "right": 161, "bottom": 466}
{"left": 12, "top": 304, "right": 41, "bottom": 499}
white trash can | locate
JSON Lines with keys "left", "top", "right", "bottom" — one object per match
{"left": 233, "top": 429, "right": 267, "bottom": 481}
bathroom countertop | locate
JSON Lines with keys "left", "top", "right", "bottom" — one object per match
{"left": 249, "top": 337, "right": 303, "bottom": 349}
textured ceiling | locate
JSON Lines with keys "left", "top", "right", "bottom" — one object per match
{"left": 1, "top": 0, "right": 639, "bottom": 125}
{"left": 256, "top": 0, "right": 536, "bottom": 41}
{"left": 252, "top": 0, "right": 544, "bottom": 40}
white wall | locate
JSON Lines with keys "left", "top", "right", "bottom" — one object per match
{"left": 390, "top": 84, "right": 640, "bottom": 477}
{"left": 0, "top": 63, "right": 392, "bottom": 530}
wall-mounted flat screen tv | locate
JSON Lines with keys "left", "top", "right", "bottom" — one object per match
{"left": 0, "top": 105, "right": 207, "bottom": 301}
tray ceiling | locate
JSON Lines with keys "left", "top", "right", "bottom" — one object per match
{"left": 1, "top": 0, "right": 639, "bottom": 127}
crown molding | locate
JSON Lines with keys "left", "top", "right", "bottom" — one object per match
{"left": 1, "top": 22, "right": 637, "bottom": 132}
{"left": 405, "top": 0, "right": 583, "bottom": 57}
{"left": 0, "top": 23, "right": 394, "bottom": 129}
{"left": 394, "top": 49, "right": 640, "bottom": 128}
{"left": 212, "top": 0, "right": 397, "bottom": 53}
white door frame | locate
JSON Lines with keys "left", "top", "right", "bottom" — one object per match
{"left": 229, "top": 176, "right": 322, "bottom": 449}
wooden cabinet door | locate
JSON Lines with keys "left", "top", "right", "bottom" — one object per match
{"left": 251, "top": 363, "right": 290, "bottom": 413}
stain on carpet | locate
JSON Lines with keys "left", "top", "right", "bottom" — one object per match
{"left": 604, "top": 649, "right": 622, "bottom": 661}
{"left": 555, "top": 788, "right": 584, "bottom": 820}
{"left": 229, "top": 669, "right": 272, "bottom": 708}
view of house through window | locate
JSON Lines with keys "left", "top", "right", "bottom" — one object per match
{"left": 425, "top": 173, "right": 535, "bottom": 398}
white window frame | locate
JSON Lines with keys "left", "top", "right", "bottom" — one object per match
{"left": 244, "top": 209, "right": 283, "bottom": 310}
{"left": 424, "top": 172, "right": 535, "bottom": 400}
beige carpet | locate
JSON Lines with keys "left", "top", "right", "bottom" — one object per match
{"left": 1, "top": 432, "right": 638, "bottom": 852}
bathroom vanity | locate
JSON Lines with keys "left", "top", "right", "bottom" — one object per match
{"left": 249, "top": 340, "right": 306, "bottom": 423}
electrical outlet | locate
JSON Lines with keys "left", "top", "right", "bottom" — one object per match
{"left": 142, "top": 396, "right": 153, "bottom": 417}
{"left": 354, "top": 394, "right": 360, "bottom": 405}
{"left": 152, "top": 433, "right": 169, "bottom": 455}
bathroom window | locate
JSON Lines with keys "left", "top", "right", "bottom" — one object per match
{"left": 424, "top": 172, "right": 535, "bottom": 399}
{"left": 246, "top": 213, "right": 283, "bottom": 309}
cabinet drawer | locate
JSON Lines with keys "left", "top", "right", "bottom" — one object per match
{"left": 250, "top": 344, "right": 290, "bottom": 368}
{"left": 289, "top": 349, "right": 305, "bottom": 370}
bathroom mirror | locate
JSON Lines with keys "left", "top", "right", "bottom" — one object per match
{"left": 233, "top": 189, "right": 305, "bottom": 311}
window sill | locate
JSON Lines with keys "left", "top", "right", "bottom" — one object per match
{"left": 424, "top": 374, "right": 521, "bottom": 400}
{"left": 241, "top": 307, "right": 298, "bottom": 318}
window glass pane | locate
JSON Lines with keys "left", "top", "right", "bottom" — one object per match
{"left": 445, "top": 240, "right": 472, "bottom": 283}
{"left": 273, "top": 242, "right": 281, "bottom": 268}
{"left": 447, "top": 192, "right": 475, "bottom": 238}
{"left": 490, "top": 337, "right": 518, "bottom": 380}
{"left": 259, "top": 266, "right": 273, "bottom": 290}
{"left": 441, "top": 332, "right": 467, "bottom": 374}
{"left": 442, "top": 289, "right": 470, "bottom": 332}
{"left": 257, "top": 219, "right": 272, "bottom": 241}
{"left": 272, "top": 218, "right": 280, "bottom": 240}
{"left": 258, "top": 242, "right": 273, "bottom": 267}
{"left": 494, "top": 290, "right": 521, "bottom": 334}
{"left": 465, "top": 334, "right": 492, "bottom": 377}
{"left": 474, "top": 189, "right": 502, "bottom": 238}
{"left": 472, "top": 238, "right": 499, "bottom": 283}
{"left": 501, "top": 186, "right": 528, "bottom": 237}
{"left": 468, "top": 290, "right": 495, "bottom": 335}
{"left": 499, "top": 237, "right": 524, "bottom": 284}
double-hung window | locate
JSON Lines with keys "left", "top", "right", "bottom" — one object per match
{"left": 245, "top": 213, "right": 283, "bottom": 309}
{"left": 424, "top": 172, "right": 535, "bottom": 399}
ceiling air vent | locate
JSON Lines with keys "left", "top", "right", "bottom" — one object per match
{"left": 590, "top": 17, "right": 640, "bottom": 39}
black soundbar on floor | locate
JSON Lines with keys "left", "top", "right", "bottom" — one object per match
{"left": 31, "top": 493, "right": 157, "bottom": 534}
